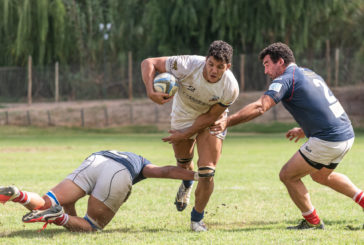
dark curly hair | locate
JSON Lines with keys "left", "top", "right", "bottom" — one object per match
{"left": 259, "top": 42, "right": 295, "bottom": 65}
{"left": 207, "top": 40, "right": 233, "bottom": 64}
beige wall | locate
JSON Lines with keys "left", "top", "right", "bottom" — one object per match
{"left": 0, "top": 85, "right": 363, "bottom": 128}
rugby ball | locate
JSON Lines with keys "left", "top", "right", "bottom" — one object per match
{"left": 153, "top": 73, "right": 178, "bottom": 97}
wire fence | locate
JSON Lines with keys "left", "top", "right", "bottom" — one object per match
{"left": 0, "top": 49, "right": 363, "bottom": 103}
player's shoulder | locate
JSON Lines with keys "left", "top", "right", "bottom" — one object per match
{"left": 220, "top": 70, "right": 239, "bottom": 100}
{"left": 166, "top": 55, "right": 204, "bottom": 74}
{"left": 297, "top": 66, "right": 323, "bottom": 81}
{"left": 272, "top": 64, "right": 297, "bottom": 85}
{"left": 168, "top": 55, "right": 205, "bottom": 63}
{"left": 223, "top": 69, "right": 238, "bottom": 85}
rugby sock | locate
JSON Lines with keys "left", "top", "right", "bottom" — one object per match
{"left": 191, "top": 207, "right": 204, "bottom": 222}
{"left": 183, "top": 180, "right": 194, "bottom": 189}
{"left": 353, "top": 191, "right": 364, "bottom": 208}
{"left": 41, "top": 213, "right": 69, "bottom": 231}
{"left": 46, "top": 191, "right": 60, "bottom": 207}
{"left": 302, "top": 208, "right": 321, "bottom": 225}
{"left": 84, "top": 214, "right": 102, "bottom": 230}
{"left": 54, "top": 213, "right": 69, "bottom": 226}
{"left": 12, "top": 191, "right": 31, "bottom": 205}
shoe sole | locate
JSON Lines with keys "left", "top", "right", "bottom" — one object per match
{"left": 0, "top": 187, "right": 16, "bottom": 204}
{"left": 174, "top": 200, "right": 187, "bottom": 212}
{"left": 22, "top": 206, "right": 63, "bottom": 223}
{"left": 174, "top": 184, "right": 192, "bottom": 212}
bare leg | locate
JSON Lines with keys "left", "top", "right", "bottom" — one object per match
{"left": 64, "top": 216, "right": 94, "bottom": 232}
{"left": 310, "top": 169, "right": 360, "bottom": 198}
{"left": 2, "top": 181, "right": 80, "bottom": 211}
{"left": 22, "top": 192, "right": 45, "bottom": 210}
{"left": 172, "top": 138, "right": 196, "bottom": 211}
{"left": 173, "top": 138, "right": 195, "bottom": 170}
{"left": 64, "top": 195, "right": 115, "bottom": 232}
{"left": 279, "top": 151, "right": 317, "bottom": 212}
{"left": 194, "top": 129, "right": 222, "bottom": 213}
{"left": 46, "top": 179, "right": 86, "bottom": 216}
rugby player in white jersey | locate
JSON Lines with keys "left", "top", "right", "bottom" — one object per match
{"left": 141, "top": 40, "right": 239, "bottom": 231}
{"left": 0, "top": 151, "right": 198, "bottom": 232}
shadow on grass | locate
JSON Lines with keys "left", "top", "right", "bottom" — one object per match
{"left": 208, "top": 219, "right": 364, "bottom": 232}
{"left": 1, "top": 227, "right": 69, "bottom": 238}
{"left": 1, "top": 226, "right": 178, "bottom": 238}
{"left": 102, "top": 227, "right": 178, "bottom": 233}
{"left": 2, "top": 219, "right": 362, "bottom": 237}
{"left": 208, "top": 220, "right": 281, "bottom": 232}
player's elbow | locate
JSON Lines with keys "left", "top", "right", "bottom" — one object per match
{"left": 141, "top": 58, "right": 151, "bottom": 70}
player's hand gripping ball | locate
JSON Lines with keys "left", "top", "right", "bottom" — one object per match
{"left": 153, "top": 73, "right": 178, "bottom": 97}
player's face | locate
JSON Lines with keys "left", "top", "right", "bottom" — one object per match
{"left": 203, "top": 56, "right": 231, "bottom": 83}
{"left": 262, "top": 55, "right": 285, "bottom": 80}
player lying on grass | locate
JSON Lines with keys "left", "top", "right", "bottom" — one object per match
{"left": 0, "top": 150, "right": 199, "bottom": 232}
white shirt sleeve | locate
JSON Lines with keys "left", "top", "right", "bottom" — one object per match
{"left": 165, "top": 55, "right": 205, "bottom": 80}
{"left": 219, "top": 70, "right": 240, "bottom": 107}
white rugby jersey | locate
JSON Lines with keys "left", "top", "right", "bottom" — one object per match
{"left": 165, "top": 55, "right": 239, "bottom": 129}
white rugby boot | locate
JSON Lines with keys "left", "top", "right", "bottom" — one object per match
{"left": 191, "top": 220, "right": 208, "bottom": 232}
{"left": 174, "top": 182, "right": 192, "bottom": 211}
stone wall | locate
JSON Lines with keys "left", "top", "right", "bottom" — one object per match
{"left": 0, "top": 85, "right": 362, "bottom": 128}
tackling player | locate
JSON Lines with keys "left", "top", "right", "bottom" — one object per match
{"left": 141, "top": 40, "right": 239, "bottom": 231}
{"left": 0, "top": 150, "right": 198, "bottom": 232}
{"left": 211, "top": 42, "right": 363, "bottom": 229}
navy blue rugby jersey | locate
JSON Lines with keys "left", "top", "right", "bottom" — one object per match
{"left": 93, "top": 151, "right": 151, "bottom": 184}
{"left": 264, "top": 64, "right": 354, "bottom": 141}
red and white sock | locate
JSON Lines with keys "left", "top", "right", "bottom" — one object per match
{"left": 302, "top": 208, "right": 321, "bottom": 225}
{"left": 12, "top": 191, "right": 31, "bottom": 205}
{"left": 353, "top": 190, "right": 364, "bottom": 208}
{"left": 54, "top": 213, "right": 69, "bottom": 226}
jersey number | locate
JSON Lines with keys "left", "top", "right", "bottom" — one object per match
{"left": 312, "top": 79, "right": 344, "bottom": 118}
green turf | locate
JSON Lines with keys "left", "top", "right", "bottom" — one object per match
{"left": 0, "top": 126, "right": 363, "bottom": 244}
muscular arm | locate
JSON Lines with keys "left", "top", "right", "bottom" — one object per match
{"left": 227, "top": 94, "right": 276, "bottom": 127}
{"left": 142, "top": 164, "right": 197, "bottom": 180}
{"left": 162, "top": 103, "right": 227, "bottom": 143}
{"left": 140, "top": 57, "right": 171, "bottom": 104}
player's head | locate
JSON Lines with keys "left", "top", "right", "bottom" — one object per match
{"left": 259, "top": 42, "right": 295, "bottom": 65}
{"left": 207, "top": 40, "right": 233, "bottom": 64}
{"left": 259, "top": 42, "right": 295, "bottom": 79}
{"left": 204, "top": 40, "right": 232, "bottom": 83}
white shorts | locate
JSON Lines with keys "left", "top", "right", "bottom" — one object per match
{"left": 299, "top": 137, "right": 354, "bottom": 169}
{"left": 171, "top": 110, "right": 228, "bottom": 140}
{"left": 66, "top": 154, "right": 132, "bottom": 213}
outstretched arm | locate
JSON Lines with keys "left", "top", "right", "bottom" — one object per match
{"left": 141, "top": 57, "right": 173, "bottom": 104}
{"left": 227, "top": 95, "right": 276, "bottom": 127}
{"left": 210, "top": 95, "right": 276, "bottom": 133}
{"left": 142, "top": 164, "right": 198, "bottom": 180}
{"left": 162, "top": 103, "right": 227, "bottom": 144}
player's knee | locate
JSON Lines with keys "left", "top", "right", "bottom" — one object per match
{"left": 279, "top": 169, "right": 289, "bottom": 184}
{"left": 198, "top": 166, "right": 215, "bottom": 179}
{"left": 177, "top": 157, "right": 193, "bottom": 166}
{"left": 279, "top": 168, "right": 303, "bottom": 184}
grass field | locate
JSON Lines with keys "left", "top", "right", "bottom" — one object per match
{"left": 0, "top": 125, "right": 363, "bottom": 244}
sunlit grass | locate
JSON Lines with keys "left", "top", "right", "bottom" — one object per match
{"left": 0, "top": 126, "right": 363, "bottom": 244}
